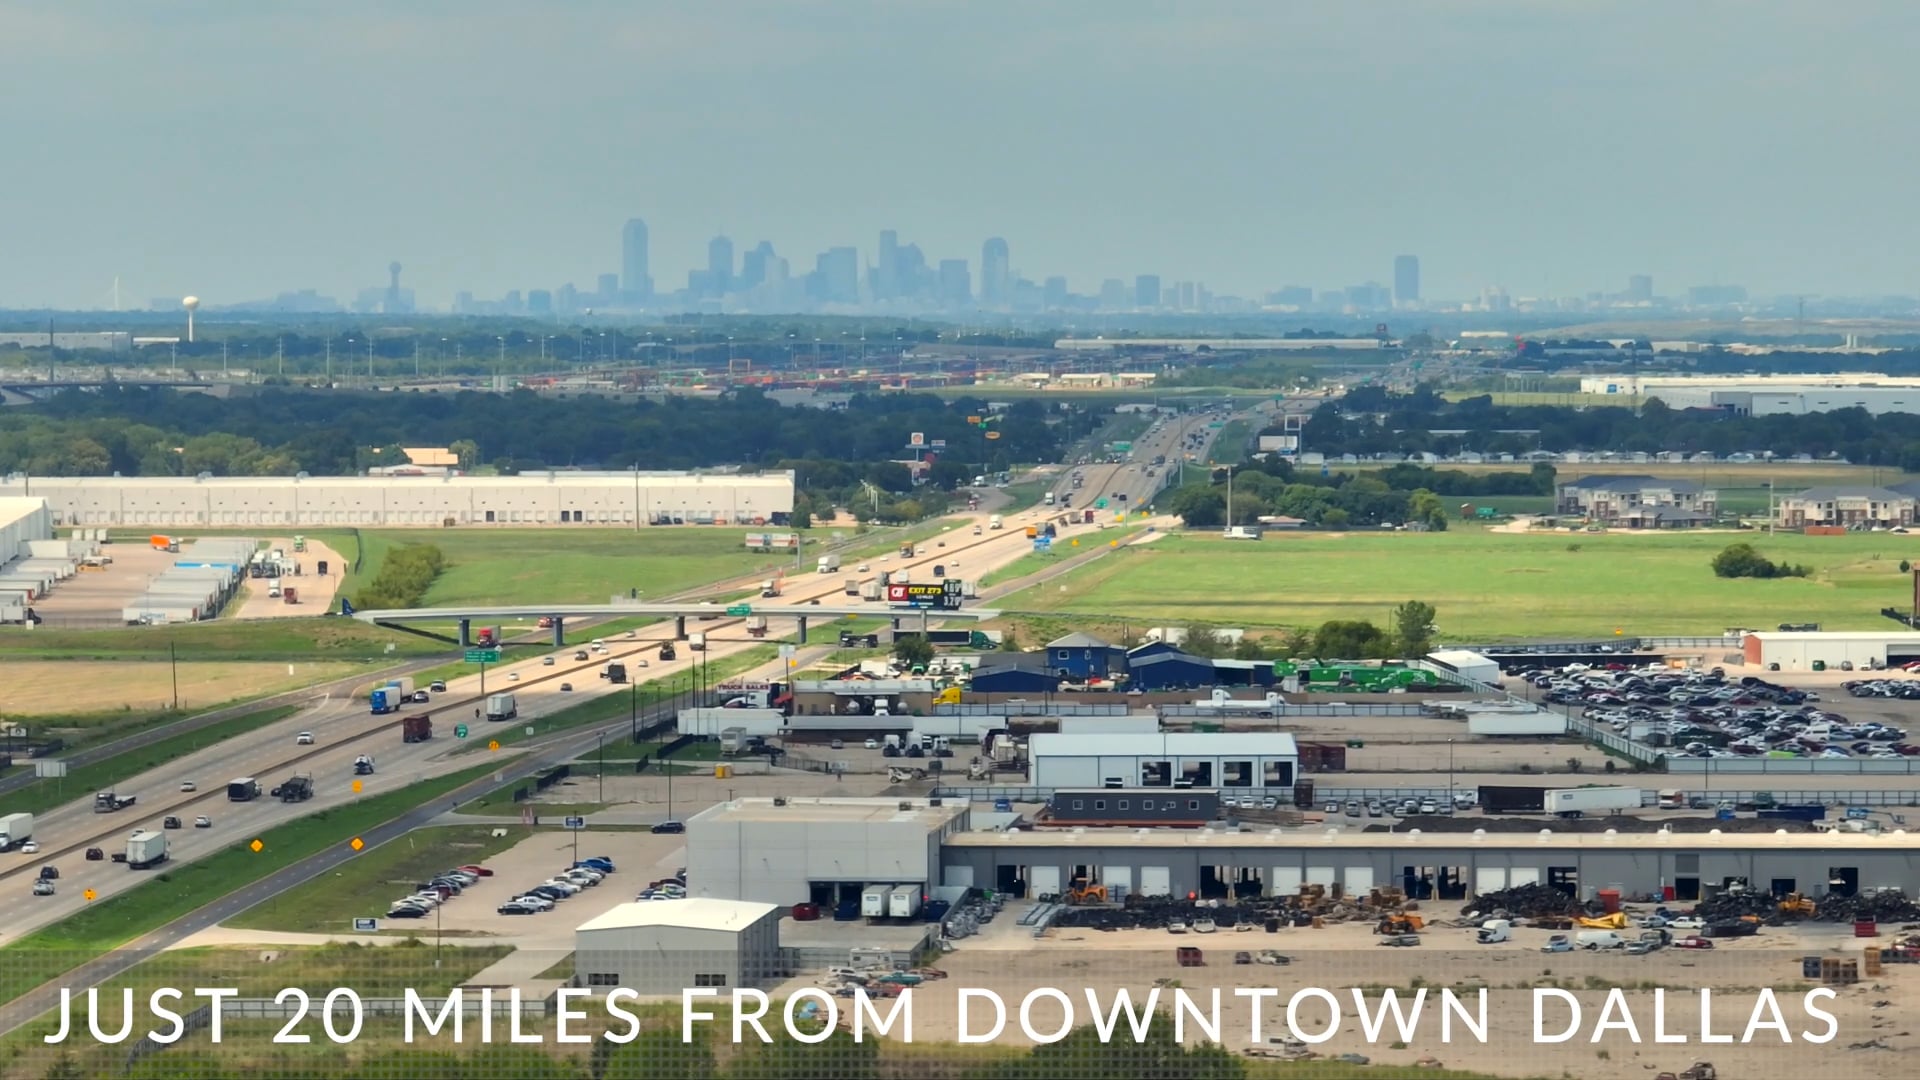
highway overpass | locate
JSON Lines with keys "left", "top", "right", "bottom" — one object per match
{"left": 350, "top": 601, "right": 999, "bottom": 645}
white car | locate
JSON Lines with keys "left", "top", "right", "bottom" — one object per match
{"left": 19, "top": 841, "right": 38, "bottom": 855}
{"left": 856, "top": 564, "right": 870, "bottom": 572}
{"left": 1668, "top": 916, "right": 1705, "bottom": 930}
{"left": 180, "top": 780, "right": 197, "bottom": 792}
{"left": 864, "top": 738, "right": 880, "bottom": 750}
{"left": 541, "top": 879, "right": 581, "bottom": 895}
{"left": 543, "top": 656, "right": 556, "bottom": 666}
{"left": 508, "top": 672, "right": 520, "bottom": 681}
{"left": 296, "top": 732, "right": 315, "bottom": 745}
{"left": 514, "top": 894, "right": 554, "bottom": 911}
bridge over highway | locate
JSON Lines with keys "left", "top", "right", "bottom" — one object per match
{"left": 349, "top": 600, "right": 1000, "bottom": 645}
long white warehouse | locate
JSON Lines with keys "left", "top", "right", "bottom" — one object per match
{"left": 1029, "top": 731, "right": 1301, "bottom": 791}
{"left": 0, "top": 471, "right": 795, "bottom": 528}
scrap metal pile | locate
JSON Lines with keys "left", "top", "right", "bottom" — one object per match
{"left": 1458, "top": 883, "right": 1587, "bottom": 920}
{"left": 1051, "top": 884, "right": 1431, "bottom": 932}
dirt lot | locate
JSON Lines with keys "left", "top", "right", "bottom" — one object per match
{"left": 768, "top": 917, "right": 1913, "bottom": 1079}
{"left": 228, "top": 537, "right": 346, "bottom": 619}
{"left": 0, "top": 660, "right": 361, "bottom": 715}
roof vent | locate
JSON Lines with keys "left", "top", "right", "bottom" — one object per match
{"left": 897, "top": 801, "right": 913, "bottom": 812}
{"left": 772, "top": 797, "right": 787, "bottom": 807}
{"left": 928, "top": 797, "right": 942, "bottom": 807}
{"left": 1471, "top": 828, "right": 1486, "bottom": 842}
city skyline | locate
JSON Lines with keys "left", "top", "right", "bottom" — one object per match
{"left": 2, "top": 2, "right": 1917, "bottom": 308}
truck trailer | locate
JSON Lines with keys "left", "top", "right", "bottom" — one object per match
{"left": 485, "top": 693, "right": 518, "bottom": 721}
{"left": 94, "top": 791, "right": 136, "bottom": 813}
{"left": 817, "top": 554, "right": 841, "bottom": 574}
{"left": 861, "top": 884, "right": 894, "bottom": 918}
{"left": 1544, "top": 786, "right": 1642, "bottom": 818}
{"left": 0, "top": 812, "right": 33, "bottom": 851}
{"left": 369, "top": 688, "right": 400, "bottom": 715}
{"left": 887, "top": 885, "right": 922, "bottom": 919}
{"left": 227, "top": 777, "right": 261, "bottom": 802}
{"left": 126, "top": 830, "right": 170, "bottom": 870}
{"left": 402, "top": 714, "right": 433, "bottom": 743}
{"left": 1478, "top": 785, "right": 1549, "bottom": 814}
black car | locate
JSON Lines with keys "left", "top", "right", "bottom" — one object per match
{"left": 527, "top": 885, "right": 568, "bottom": 901}
{"left": 37, "top": 866, "right": 58, "bottom": 881}
{"left": 387, "top": 905, "right": 428, "bottom": 919}
{"left": 651, "top": 821, "right": 686, "bottom": 834}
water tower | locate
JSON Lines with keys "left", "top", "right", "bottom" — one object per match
{"left": 182, "top": 296, "right": 200, "bottom": 342}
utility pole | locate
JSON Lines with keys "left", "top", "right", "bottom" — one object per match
{"left": 169, "top": 638, "right": 179, "bottom": 710}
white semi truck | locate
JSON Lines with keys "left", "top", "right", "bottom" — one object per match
{"left": 126, "top": 829, "right": 170, "bottom": 870}
{"left": 1544, "top": 786, "right": 1643, "bottom": 819}
{"left": 0, "top": 812, "right": 33, "bottom": 852}
{"left": 817, "top": 553, "right": 841, "bottom": 574}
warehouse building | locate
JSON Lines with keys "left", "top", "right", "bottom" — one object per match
{"left": 0, "top": 497, "right": 53, "bottom": 562}
{"left": 939, "top": 827, "right": 1920, "bottom": 903}
{"left": 573, "top": 898, "right": 783, "bottom": 994}
{"left": 1742, "top": 631, "right": 1920, "bottom": 671}
{"left": 1425, "top": 649, "right": 1502, "bottom": 687}
{"left": 0, "top": 470, "right": 795, "bottom": 528}
{"left": 685, "top": 797, "right": 970, "bottom": 907}
{"left": 1028, "top": 731, "right": 1300, "bottom": 792}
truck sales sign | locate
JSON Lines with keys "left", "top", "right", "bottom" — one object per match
{"left": 886, "top": 581, "right": 965, "bottom": 609}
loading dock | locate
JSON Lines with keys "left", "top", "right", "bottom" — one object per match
{"left": 1138, "top": 866, "right": 1172, "bottom": 897}
{"left": 1029, "top": 865, "right": 1063, "bottom": 898}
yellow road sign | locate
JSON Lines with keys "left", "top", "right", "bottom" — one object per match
{"left": 83, "top": 888, "right": 96, "bottom": 902}
{"left": 351, "top": 779, "right": 363, "bottom": 794}
{"left": 250, "top": 839, "right": 264, "bottom": 853}
{"left": 350, "top": 837, "right": 364, "bottom": 852}
{"left": 488, "top": 739, "right": 500, "bottom": 752}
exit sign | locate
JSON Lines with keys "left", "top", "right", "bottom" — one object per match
{"left": 465, "top": 649, "right": 500, "bottom": 663}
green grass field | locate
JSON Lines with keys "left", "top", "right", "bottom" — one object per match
{"left": 354, "top": 527, "right": 806, "bottom": 608}
{"left": 0, "top": 705, "right": 298, "bottom": 817}
{"left": 0, "top": 761, "right": 503, "bottom": 1003}
{"left": 225, "top": 825, "right": 532, "bottom": 934}
{"left": 0, "top": 618, "right": 440, "bottom": 661}
{"left": 1004, "top": 527, "right": 1920, "bottom": 639}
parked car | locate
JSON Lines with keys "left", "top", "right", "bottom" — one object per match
{"left": 652, "top": 821, "right": 686, "bottom": 834}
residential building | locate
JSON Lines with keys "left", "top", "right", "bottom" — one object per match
{"left": 1556, "top": 475, "right": 1717, "bottom": 527}
{"left": 1775, "top": 486, "right": 1918, "bottom": 529}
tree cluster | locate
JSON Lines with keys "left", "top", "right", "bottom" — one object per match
{"left": 1302, "top": 385, "right": 1920, "bottom": 467}
{"left": 1163, "top": 470, "right": 1451, "bottom": 531}
{"left": 0, "top": 387, "right": 1068, "bottom": 486}
{"left": 1711, "top": 542, "right": 1810, "bottom": 580}
{"left": 351, "top": 543, "right": 446, "bottom": 609}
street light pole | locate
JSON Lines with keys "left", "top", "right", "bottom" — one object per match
{"left": 1447, "top": 738, "right": 1455, "bottom": 811}
{"left": 598, "top": 732, "right": 605, "bottom": 803}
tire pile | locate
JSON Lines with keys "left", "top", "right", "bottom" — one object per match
{"left": 1458, "top": 884, "right": 1585, "bottom": 919}
{"left": 1807, "top": 889, "right": 1920, "bottom": 924}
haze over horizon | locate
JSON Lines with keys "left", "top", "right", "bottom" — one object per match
{"left": 4, "top": 0, "right": 1916, "bottom": 310}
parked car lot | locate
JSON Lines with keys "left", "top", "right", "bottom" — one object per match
{"left": 1513, "top": 663, "right": 1912, "bottom": 760}
{"left": 495, "top": 856, "right": 623, "bottom": 916}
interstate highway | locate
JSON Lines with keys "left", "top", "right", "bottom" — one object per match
{"left": 0, "top": 501, "right": 1060, "bottom": 946}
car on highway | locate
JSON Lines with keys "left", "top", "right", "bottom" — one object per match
{"left": 296, "top": 732, "right": 315, "bottom": 745}
{"left": 856, "top": 564, "right": 869, "bottom": 572}
{"left": 32, "top": 880, "right": 54, "bottom": 896}
{"left": 508, "top": 672, "right": 520, "bottom": 681}
{"left": 194, "top": 816, "right": 212, "bottom": 828}
{"left": 543, "top": 656, "right": 556, "bottom": 666}
{"left": 560, "top": 683, "right": 573, "bottom": 692}
{"left": 180, "top": 780, "right": 196, "bottom": 792}
{"left": 864, "top": 738, "right": 880, "bottom": 749}
{"left": 412, "top": 690, "right": 430, "bottom": 703}
{"left": 18, "top": 841, "right": 36, "bottom": 854}
{"left": 38, "top": 865, "right": 58, "bottom": 880}
{"left": 574, "top": 650, "right": 589, "bottom": 660}
{"left": 430, "top": 681, "right": 447, "bottom": 693}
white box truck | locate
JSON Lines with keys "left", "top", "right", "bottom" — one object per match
{"left": 126, "top": 829, "right": 170, "bottom": 870}
{"left": 817, "top": 553, "right": 841, "bottom": 574}
{"left": 688, "top": 632, "right": 706, "bottom": 652}
{"left": 1545, "top": 786, "right": 1642, "bottom": 818}
{"left": 485, "top": 693, "right": 518, "bottom": 721}
{"left": 989, "top": 515, "right": 1004, "bottom": 530}
{"left": 861, "top": 884, "right": 894, "bottom": 918}
{"left": 0, "top": 812, "right": 33, "bottom": 851}
{"left": 1476, "top": 919, "right": 1512, "bottom": 944}
{"left": 386, "top": 677, "right": 415, "bottom": 700}
{"left": 887, "top": 885, "right": 922, "bottom": 919}
{"left": 843, "top": 577, "right": 860, "bottom": 595}
{"left": 859, "top": 581, "right": 882, "bottom": 602}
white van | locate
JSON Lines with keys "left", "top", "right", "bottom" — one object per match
{"left": 1576, "top": 930, "right": 1626, "bottom": 950}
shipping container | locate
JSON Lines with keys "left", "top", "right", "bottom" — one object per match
{"left": 1296, "top": 742, "right": 1349, "bottom": 772}
{"left": 1467, "top": 714, "right": 1569, "bottom": 737}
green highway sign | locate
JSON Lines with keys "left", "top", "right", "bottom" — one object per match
{"left": 455, "top": 724, "right": 469, "bottom": 739}
{"left": 1208, "top": 422, "right": 1224, "bottom": 429}
{"left": 725, "top": 604, "right": 753, "bottom": 617}
{"left": 1095, "top": 498, "right": 1108, "bottom": 509}
{"left": 464, "top": 649, "right": 500, "bottom": 663}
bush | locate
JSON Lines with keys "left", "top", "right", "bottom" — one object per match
{"left": 1711, "top": 542, "right": 1809, "bottom": 579}
{"left": 351, "top": 543, "right": 446, "bottom": 609}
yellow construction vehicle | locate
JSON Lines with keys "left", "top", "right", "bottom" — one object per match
{"left": 1374, "top": 914, "right": 1424, "bottom": 935}
{"left": 1576, "top": 912, "right": 1629, "bottom": 930}
{"left": 1779, "top": 893, "right": 1816, "bottom": 917}
{"left": 1066, "top": 878, "right": 1107, "bottom": 905}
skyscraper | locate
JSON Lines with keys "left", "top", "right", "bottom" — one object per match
{"left": 707, "top": 235, "right": 734, "bottom": 296}
{"left": 980, "top": 237, "right": 1010, "bottom": 308}
{"left": 1134, "top": 275, "right": 1161, "bottom": 309}
{"left": 1627, "top": 274, "right": 1653, "bottom": 302}
{"left": 621, "top": 219, "right": 651, "bottom": 299}
{"left": 938, "top": 259, "right": 971, "bottom": 307}
{"left": 739, "top": 241, "right": 775, "bottom": 292}
{"left": 877, "top": 230, "right": 899, "bottom": 300}
{"left": 1100, "top": 279, "right": 1127, "bottom": 309}
{"left": 1043, "top": 276, "right": 1069, "bottom": 310}
{"left": 1393, "top": 255, "right": 1420, "bottom": 307}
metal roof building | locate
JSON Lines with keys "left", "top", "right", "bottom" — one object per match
{"left": 1028, "top": 731, "right": 1300, "bottom": 792}
{"left": 0, "top": 470, "right": 795, "bottom": 528}
{"left": 1741, "top": 631, "right": 1920, "bottom": 671}
{"left": 686, "top": 797, "right": 970, "bottom": 907}
{"left": 574, "top": 898, "right": 784, "bottom": 995}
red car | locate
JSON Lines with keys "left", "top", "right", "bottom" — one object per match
{"left": 1674, "top": 936, "right": 1714, "bottom": 950}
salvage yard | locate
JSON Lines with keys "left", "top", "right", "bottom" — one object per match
{"left": 1011, "top": 529, "right": 1918, "bottom": 639}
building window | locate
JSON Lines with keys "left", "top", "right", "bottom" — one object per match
{"left": 1117, "top": 800, "right": 1129, "bottom": 810}
{"left": 1072, "top": 800, "right": 1084, "bottom": 810}
{"left": 694, "top": 973, "right": 728, "bottom": 987}
{"left": 1188, "top": 799, "right": 1200, "bottom": 810}
{"left": 587, "top": 973, "right": 620, "bottom": 987}
{"left": 1094, "top": 800, "right": 1106, "bottom": 810}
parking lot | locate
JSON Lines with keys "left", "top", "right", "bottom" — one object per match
{"left": 226, "top": 536, "right": 344, "bottom": 619}
{"left": 28, "top": 541, "right": 183, "bottom": 626}
{"left": 1513, "top": 663, "right": 1917, "bottom": 763}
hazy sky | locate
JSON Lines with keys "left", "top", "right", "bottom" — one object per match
{"left": 3, "top": 0, "right": 1916, "bottom": 310}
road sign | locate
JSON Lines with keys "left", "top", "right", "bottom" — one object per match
{"left": 778, "top": 644, "right": 796, "bottom": 659}
{"left": 352, "top": 917, "right": 378, "bottom": 932}
{"left": 83, "top": 888, "right": 96, "bottom": 902}
{"left": 1033, "top": 538, "right": 1051, "bottom": 551}
{"left": 488, "top": 739, "right": 500, "bottom": 752}
{"left": 250, "top": 839, "right": 264, "bottom": 853}
{"left": 454, "top": 724, "right": 469, "bottom": 739}
{"left": 886, "top": 581, "right": 965, "bottom": 609}
{"left": 1095, "top": 498, "right": 1108, "bottom": 508}
{"left": 725, "top": 604, "right": 752, "bottom": 617}
{"left": 350, "top": 837, "right": 364, "bottom": 851}
{"left": 351, "top": 779, "right": 363, "bottom": 794}
{"left": 34, "top": 760, "right": 67, "bottom": 779}
{"left": 465, "top": 649, "right": 500, "bottom": 664}
{"left": 563, "top": 815, "right": 587, "bottom": 830}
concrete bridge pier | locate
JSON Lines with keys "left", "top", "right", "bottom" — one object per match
{"left": 458, "top": 618, "right": 472, "bottom": 647}
{"left": 797, "top": 616, "right": 808, "bottom": 644}
{"left": 552, "top": 617, "right": 565, "bottom": 646}
{"left": 675, "top": 615, "right": 687, "bottom": 640}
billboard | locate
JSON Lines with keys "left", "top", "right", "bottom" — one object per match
{"left": 886, "top": 580, "right": 965, "bottom": 609}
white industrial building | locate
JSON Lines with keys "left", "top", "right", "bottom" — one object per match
{"left": 1741, "top": 631, "right": 1920, "bottom": 671}
{"left": 573, "top": 898, "right": 783, "bottom": 994}
{"left": 1580, "top": 374, "right": 1920, "bottom": 417}
{"left": 1425, "top": 649, "right": 1502, "bottom": 687}
{"left": 0, "top": 497, "right": 53, "bottom": 561}
{"left": 1028, "top": 731, "right": 1300, "bottom": 792}
{"left": 685, "top": 797, "right": 969, "bottom": 907}
{"left": 0, "top": 470, "right": 795, "bottom": 528}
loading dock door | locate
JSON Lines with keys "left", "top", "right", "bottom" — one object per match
{"left": 1475, "top": 868, "right": 1509, "bottom": 895}
{"left": 1305, "top": 866, "right": 1336, "bottom": 887}
{"left": 1508, "top": 868, "right": 1541, "bottom": 888}
{"left": 1103, "top": 866, "right": 1134, "bottom": 892}
{"left": 1138, "top": 866, "right": 1172, "bottom": 897}
{"left": 944, "top": 866, "right": 975, "bottom": 889}
{"left": 1028, "top": 866, "right": 1063, "bottom": 898}
{"left": 1344, "top": 867, "right": 1375, "bottom": 894}
{"left": 1271, "top": 867, "right": 1303, "bottom": 896}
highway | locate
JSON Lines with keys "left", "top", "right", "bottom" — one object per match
{"left": 0, "top": 497, "right": 1064, "bottom": 947}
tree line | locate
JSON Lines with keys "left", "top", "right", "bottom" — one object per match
{"left": 1303, "top": 385, "right": 1920, "bottom": 467}
{"left": 0, "top": 386, "right": 1069, "bottom": 488}
{"left": 351, "top": 543, "right": 446, "bottom": 609}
